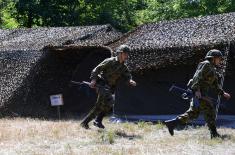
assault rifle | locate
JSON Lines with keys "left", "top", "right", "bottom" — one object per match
{"left": 70, "top": 81, "right": 110, "bottom": 97}
{"left": 169, "top": 85, "right": 218, "bottom": 107}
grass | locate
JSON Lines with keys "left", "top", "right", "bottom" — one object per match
{"left": 0, "top": 118, "right": 235, "bottom": 155}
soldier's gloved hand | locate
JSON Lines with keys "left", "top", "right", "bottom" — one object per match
{"left": 129, "top": 79, "right": 137, "bottom": 87}
{"left": 223, "top": 92, "right": 231, "bottom": 100}
{"left": 195, "top": 90, "right": 201, "bottom": 99}
{"left": 90, "top": 80, "right": 96, "bottom": 88}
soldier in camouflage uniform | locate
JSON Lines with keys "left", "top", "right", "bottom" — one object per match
{"left": 164, "top": 49, "right": 231, "bottom": 138}
{"left": 80, "top": 45, "right": 136, "bottom": 129}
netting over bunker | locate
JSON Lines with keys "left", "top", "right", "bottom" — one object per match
{"left": 110, "top": 12, "right": 235, "bottom": 118}
{"left": 0, "top": 25, "right": 120, "bottom": 118}
{"left": 1, "top": 13, "right": 235, "bottom": 119}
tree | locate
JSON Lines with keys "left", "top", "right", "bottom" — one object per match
{"left": 14, "top": 0, "right": 41, "bottom": 28}
{"left": 135, "top": 0, "right": 235, "bottom": 25}
{"left": 83, "top": 0, "right": 139, "bottom": 31}
{"left": 2, "top": 0, "right": 235, "bottom": 30}
{"left": 0, "top": 0, "right": 19, "bottom": 28}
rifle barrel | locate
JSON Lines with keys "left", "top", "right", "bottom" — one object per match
{"left": 170, "top": 85, "right": 190, "bottom": 94}
{"left": 71, "top": 80, "right": 83, "bottom": 85}
{"left": 71, "top": 80, "right": 110, "bottom": 90}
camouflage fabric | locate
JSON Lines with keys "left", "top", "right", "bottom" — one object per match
{"left": 116, "top": 45, "right": 131, "bottom": 54}
{"left": 177, "top": 98, "right": 216, "bottom": 130}
{"left": 82, "top": 87, "right": 114, "bottom": 123}
{"left": 82, "top": 56, "right": 132, "bottom": 125}
{"left": 178, "top": 60, "right": 222, "bottom": 131}
{"left": 90, "top": 57, "right": 132, "bottom": 89}
{"left": 205, "top": 49, "right": 223, "bottom": 59}
{"left": 189, "top": 60, "right": 224, "bottom": 96}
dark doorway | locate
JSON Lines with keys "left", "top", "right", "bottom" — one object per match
{"left": 60, "top": 47, "right": 112, "bottom": 114}
{"left": 115, "top": 65, "right": 194, "bottom": 116}
{"left": 221, "top": 45, "right": 235, "bottom": 114}
{"left": 3, "top": 46, "right": 112, "bottom": 118}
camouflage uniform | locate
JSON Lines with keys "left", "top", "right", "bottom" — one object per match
{"left": 81, "top": 56, "right": 132, "bottom": 128}
{"left": 165, "top": 49, "right": 224, "bottom": 138}
{"left": 177, "top": 60, "right": 224, "bottom": 130}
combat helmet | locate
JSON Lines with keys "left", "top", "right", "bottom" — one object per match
{"left": 205, "top": 49, "right": 223, "bottom": 59}
{"left": 116, "top": 45, "right": 131, "bottom": 54}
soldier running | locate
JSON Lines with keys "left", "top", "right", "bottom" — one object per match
{"left": 80, "top": 45, "right": 136, "bottom": 129}
{"left": 164, "top": 49, "right": 231, "bottom": 138}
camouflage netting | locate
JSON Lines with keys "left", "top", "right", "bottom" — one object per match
{"left": 110, "top": 12, "right": 235, "bottom": 72}
{"left": 0, "top": 25, "right": 120, "bottom": 117}
{"left": 0, "top": 24, "right": 121, "bottom": 51}
{"left": 1, "top": 13, "right": 235, "bottom": 118}
{"left": 111, "top": 12, "right": 235, "bottom": 116}
{"left": 0, "top": 50, "right": 42, "bottom": 107}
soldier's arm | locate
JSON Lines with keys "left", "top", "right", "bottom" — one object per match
{"left": 212, "top": 75, "right": 231, "bottom": 99}
{"left": 122, "top": 65, "right": 132, "bottom": 81}
{"left": 122, "top": 65, "right": 137, "bottom": 86}
{"left": 90, "top": 59, "right": 110, "bottom": 81}
{"left": 212, "top": 74, "right": 224, "bottom": 95}
{"left": 191, "top": 62, "right": 210, "bottom": 92}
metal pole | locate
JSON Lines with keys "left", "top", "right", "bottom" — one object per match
{"left": 215, "top": 42, "right": 230, "bottom": 120}
{"left": 57, "top": 106, "right": 61, "bottom": 120}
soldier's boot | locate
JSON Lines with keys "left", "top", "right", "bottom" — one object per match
{"left": 164, "top": 118, "right": 181, "bottom": 136}
{"left": 80, "top": 117, "right": 92, "bottom": 129}
{"left": 210, "top": 127, "right": 221, "bottom": 139}
{"left": 93, "top": 113, "right": 105, "bottom": 129}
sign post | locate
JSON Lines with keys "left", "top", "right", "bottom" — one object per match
{"left": 50, "top": 94, "right": 64, "bottom": 120}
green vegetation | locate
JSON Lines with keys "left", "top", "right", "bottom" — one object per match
{"left": 1, "top": 0, "right": 235, "bottom": 31}
{"left": 0, "top": 0, "right": 19, "bottom": 28}
{"left": 98, "top": 129, "right": 115, "bottom": 144}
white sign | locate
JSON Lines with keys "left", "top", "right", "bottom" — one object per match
{"left": 50, "top": 94, "right": 64, "bottom": 106}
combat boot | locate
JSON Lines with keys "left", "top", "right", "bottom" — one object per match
{"left": 93, "top": 112, "right": 105, "bottom": 129}
{"left": 93, "top": 121, "right": 105, "bottom": 129}
{"left": 80, "top": 117, "right": 92, "bottom": 129}
{"left": 210, "top": 127, "right": 221, "bottom": 139}
{"left": 80, "top": 122, "right": 89, "bottom": 129}
{"left": 164, "top": 118, "right": 181, "bottom": 136}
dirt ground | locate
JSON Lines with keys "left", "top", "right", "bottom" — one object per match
{"left": 0, "top": 118, "right": 235, "bottom": 155}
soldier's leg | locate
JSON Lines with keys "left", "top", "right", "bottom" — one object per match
{"left": 201, "top": 100, "right": 220, "bottom": 138}
{"left": 177, "top": 99, "right": 201, "bottom": 123}
{"left": 165, "top": 98, "right": 200, "bottom": 136}
{"left": 93, "top": 89, "right": 114, "bottom": 129}
{"left": 95, "top": 112, "right": 105, "bottom": 123}
{"left": 81, "top": 94, "right": 104, "bottom": 129}
{"left": 94, "top": 112, "right": 106, "bottom": 128}
{"left": 95, "top": 106, "right": 113, "bottom": 123}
